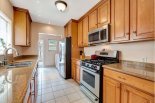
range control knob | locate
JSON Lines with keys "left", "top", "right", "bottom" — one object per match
{"left": 94, "top": 66, "right": 97, "bottom": 69}
{"left": 91, "top": 65, "right": 94, "bottom": 69}
{"left": 87, "top": 64, "right": 89, "bottom": 67}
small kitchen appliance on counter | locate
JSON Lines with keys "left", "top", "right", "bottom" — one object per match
{"left": 91, "top": 54, "right": 98, "bottom": 60}
{"left": 80, "top": 50, "right": 119, "bottom": 103}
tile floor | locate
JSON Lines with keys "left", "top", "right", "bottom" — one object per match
{"left": 35, "top": 67, "right": 93, "bottom": 103}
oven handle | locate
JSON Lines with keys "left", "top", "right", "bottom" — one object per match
{"left": 81, "top": 84, "right": 99, "bottom": 101}
{"left": 81, "top": 66, "right": 101, "bottom": 74}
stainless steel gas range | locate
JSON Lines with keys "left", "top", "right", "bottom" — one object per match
{"left": 80, "top": 50, "right": 119, "bottom": 103}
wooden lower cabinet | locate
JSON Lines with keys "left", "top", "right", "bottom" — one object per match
{"left": 103, "top": 77, "right": 154, "bottom": 103}
{"left": 103, "top": 77, "right": 121, "bottom": 103}
{"left": 71, "top": 63, "right": 76, "bottom": 79}
{"left": 121, "top": 85, "right": 154, "bottom": 103}
{"left": 75, "top": 65, "right": 81, "bottom": 84}
{"left": 71, "top": 60, "right": 81, "bottom": 84}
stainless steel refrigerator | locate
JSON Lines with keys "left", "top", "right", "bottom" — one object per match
{"left": 59, "top": 37, "right": 71, "bottom": 79}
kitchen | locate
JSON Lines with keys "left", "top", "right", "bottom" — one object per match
{"left": 0, "top": 0, "right": 154, "bottom": 103}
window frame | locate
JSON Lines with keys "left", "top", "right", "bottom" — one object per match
{"left": 0, "top": 11, "right": 12, "bottom": 55}
{"left": 48, "top": 39, "right": 57, "bottom": 52}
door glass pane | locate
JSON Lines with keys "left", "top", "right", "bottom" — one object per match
{"left": 38, "top": 40, "right": 43, "bottom": 66}
{"left": 83, "top": 70, "right": 95, "bottom": 88}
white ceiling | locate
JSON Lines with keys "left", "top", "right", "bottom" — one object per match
{"left": 9, "top": 0, "right": 100, "bottom": 27}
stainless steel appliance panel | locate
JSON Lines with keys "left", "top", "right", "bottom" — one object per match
{"left": 88, "top": 24, "right": 110, "bottom": 44}
{"left": 59, "top": 39, "right": 66, "bottom": 78}
{"left": 80, "top": 66, "right": 100, "bottom": 97}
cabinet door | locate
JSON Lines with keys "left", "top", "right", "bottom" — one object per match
{"left": 132, "top": 0, "right": 154, "bottom": 40}
{"left": 98, "top": 0, "right": 110, "bottom": 27}
{"left": 14, "top": 11, "right": 27, "bottom": 45}
{"left": 89, "top": 10, "right": 98, "bottom": 31}
{"left": 83, "top": 16, "right": 89, "bottom": 46}
{"left": 75, "top": 65, "right": 81, "bottom": 84}
{"left": 103, "top": 77, "right": 121, "bottom": 103}
{"left": 78, "top": 21, "right": 83, "bottom": 47}
{"left": 121, "top": 85, "right": 154, "bottom": 103}
{"left": 65, "top": 26, "right": 68, "bottom": 37}
{"left": 68, "top": 23, "right": 72, "bottom": 37}
{"left": 26, "top": 14, "right": 31, "bottom": 46}
{"left": 71, "top": 63, "right": 76, "bottom": 79}
{"left": 111, "top": 0, "right": 130, "bottom": 41}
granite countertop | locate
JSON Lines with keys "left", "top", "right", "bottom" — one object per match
{"left": 0, "top": 57, "right": 38, "bottom": 103}
{"left": 103, "top": 61, "right": 155, "bottom": 82}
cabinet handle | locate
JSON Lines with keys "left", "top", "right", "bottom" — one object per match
{"left": 124, "top": 89, "right": 127, "bottom": 92}
{"left": 126, "top": 33, "right": 129, "bottom": 35}
{"left": 133, "top": 31, "right": 136, "bottom": 33}
{"left": 118, "top": 77, "right": 126, "bottom": 80}
{"left": 117, "top": 86, "right": 119, "bottom": 88}
{"left": 95, "top": 24, "right": 98, "bottom": 25}
{"left": 122, "top": 78, "right": 126, "bottom": 80}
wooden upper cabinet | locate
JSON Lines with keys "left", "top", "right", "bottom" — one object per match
{"left": 65, "top": 26, "right": 68, "bottom": 37}
{"left": 89, "top": 10, "right": 98, "bottom": 31}
{"left": 103, "top": 77, "right": 121, "bottom": 103}
{"left": 83, "top": 16, "right": 89, "bottom": 46}
{"left": 26, "top": 14, "right": 31, "bottom": 46}
{"left": 111, "top": 0, "right": 130, "bottom": 41}
{"left": 131, "top": 0, "right": 154, "bottom": 40}
{"left": 14, "top": 11, "right": 27, "bottom": 46}
{"left": 98, "top": 0, "right": 110, "bottom": 28}
{"left": 14, "top": 7, "right": 32, "bottom": 46}
{"left": 121, "top": 85, "right": 154, "bottom": 103}
{"left": 78, "top": 21, "right": 83, "bottom": 47}
{"left": 68, "top": 23, "right": 72, "bottom": 37}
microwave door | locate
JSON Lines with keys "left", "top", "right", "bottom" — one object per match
{"left": 88, "top": 31, "right": 100, "bottom": 44}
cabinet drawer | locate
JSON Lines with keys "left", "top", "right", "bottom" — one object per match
{"left": 104, "top": 68, "right": 154, "bottom": 95}
{"left": 72, "top": 59, "right": 81, "bottom": 65}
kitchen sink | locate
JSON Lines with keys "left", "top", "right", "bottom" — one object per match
{"left": 8, "top": 61, "right": 33, "bottom": 68}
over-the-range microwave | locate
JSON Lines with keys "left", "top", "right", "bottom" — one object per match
{"left": 88, "top": 24, "right": 110, "bottom": 45}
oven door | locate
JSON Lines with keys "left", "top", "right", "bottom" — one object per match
{"left": 80, "top": 66, "right": 100, "bottom": 97}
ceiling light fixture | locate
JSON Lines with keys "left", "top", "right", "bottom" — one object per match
{"left": 55, "top": 0, "right": 67, "bottom": 12}
{"left": 37, "top": 1, "right": 39, "bottom": 3}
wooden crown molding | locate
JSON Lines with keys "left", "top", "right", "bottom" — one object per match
{"left": 13, "top": 6, "right": 32, "bottom": 22}
{"left": 78, "top": 0, "right": 107, "bottom": 22}
{"left": 64, "top": 0, "right": 107, "bottom": 27}
{"left": 64, "top": 19, "right": 78, "bottom": 27}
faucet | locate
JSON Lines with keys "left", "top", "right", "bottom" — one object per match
{"left": 4, "top": 48, "right": 20, "bottom": 65}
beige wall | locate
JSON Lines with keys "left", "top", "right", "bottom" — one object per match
{"left": 22, "top": 22, "right": 64, "bottom": 55}
{"left": 39, "top": 34, "right": 61, "bottom": 66}
{"left": 84, "top": 41, "right": 155, "bottom": 63}
{"left": 0, "top": 0, "right": 22, "bottom": 57}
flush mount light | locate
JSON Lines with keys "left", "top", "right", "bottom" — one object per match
{"left": 37, "top": 1, "right": 39, "bottom": 3}
{"left": 55, "top": 0, "right": 67, "bottom": 12}
{"left": 48, "top": 22, "right": 51, "bottom": 24}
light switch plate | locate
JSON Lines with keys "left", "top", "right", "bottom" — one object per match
{"left": 141, "top": 57, "right": 147, "bottom": 62}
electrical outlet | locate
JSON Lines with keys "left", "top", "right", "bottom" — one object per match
{"left": 141, "top": 57, "right": 147, "bottom": 62}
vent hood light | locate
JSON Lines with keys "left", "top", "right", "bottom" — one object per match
{"left": 55, "top": 0, "right": 67, "bottom": 12}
